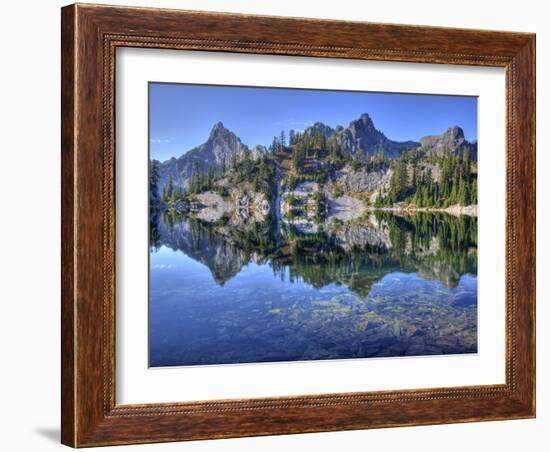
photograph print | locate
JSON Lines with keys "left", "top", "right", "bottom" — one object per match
{"left": 148, "top": 83, "right": 478, "bottom": 367}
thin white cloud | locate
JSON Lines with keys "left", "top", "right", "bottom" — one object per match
{"left": 150, "top": 138, "right": 171, "bottom": 144}
{"left": 273, "top": 119, "right": 314, "bottom": 128}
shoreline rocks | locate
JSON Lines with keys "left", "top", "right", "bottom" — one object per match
{"left": 370, "top": 204, "right": 478, "bottom": 217}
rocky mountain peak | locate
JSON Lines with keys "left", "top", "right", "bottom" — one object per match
{"left": 307, "top": 122, "right": 335, "bottom": 138}
{"left": 445, "top": 126, "right": 465, "bottom": 140}
{"left": 155, "top": 114, "right": 474, "bottom": 198}
{"left": 358, "top": 112, "right": 375, "bottom": 126}
{"left": 209, "top": 121, "right": 230, "bottom": 139}
{"left": 158, "top": 122, "right": 251, "bottom": 192}
{"left": 204, "top": 122, "right": 250, "bottom": 161}
{"left": 420, "top": 126, "right": 475, "bottom": 158}
{"left": 334, "top": 112, "right": 419, "bottom": 158}
{"left": 349, "top": 113, "right": 376, "bottom": 132}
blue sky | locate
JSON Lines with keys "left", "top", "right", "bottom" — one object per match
{"left": 149, "top": 83, "right": 477, "bottom": 162}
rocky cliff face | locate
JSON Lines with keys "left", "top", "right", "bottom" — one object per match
{"left": 173, "top": 182, "right": 271, "bottom": 230}
{"left": 155, "top": 115, "right": 477, "bottom": 202}
{"left": 332, "top": 113, "right": 420, "bottom": 158}
{"left": 297, "top": 116, "right": 476, "bottom": 162}
{"left": 420, "top": 126, "right": 477, "bottom": 159}
{"left": 333, "top": 165, "right": 392, "bottom": 194}
{"left": 158, "top": 122, "right": 264, "bottom": 192}
{"left": 296, "top": 114, "right": 420, "bottom": 158}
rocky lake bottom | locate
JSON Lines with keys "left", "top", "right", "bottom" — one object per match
{"left": 149, "top": 211, "right": 478, "bottom": 367}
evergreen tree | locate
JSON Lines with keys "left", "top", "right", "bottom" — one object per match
{"left": 463, "top": 146, "right": 471, "bottom": 182}
{"left": 189, "top": 161, "right": 200, "bottom": 194}
{"left": 241, "top": 149, "right": 252, "bottom": 179}
{"left": 271, "top": 136, "right": 280, "bottom": 152}
{"left": 258, "top": 156, "right": 268, "bottom": 181}
{"left": 163, "top": 174, "right": 174, "bottom": 202}
{"left": 149, "top": 160, "right": 161, "bottom": 205}
{"left": 230, "top": 153, "right": 238, "bottom": 171}
{"left": 374, "top": 188, "right": 384, "bottom": 208}
{"left": 457, "top": 178, "right": 470, "bottom": 205}
{"left": 411, "top": 163, "right": 419, "bottom": 194}
{"left": 422, "top": 186, "right": 431, "bottom": 207}
{"left": 289, "top": 130, "right": 296, "bottom": 146}
{"left": 448, "top": 180, "right": 458, "bottom": 206}
{"left": 292, "top": 146, "right": 306, "bottom": 173}
{"left": 206, "top": 165, "right": 215, "bottom": 190}
{"left": 389, "top": 158, "right": 408, "bottom": 202}
{"left": 279, "top": 130, "right": 286, "bottom": 148}
{"left": 471, "top": 178, "right": 478, "bottom": 204}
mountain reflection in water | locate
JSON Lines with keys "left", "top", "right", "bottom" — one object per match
{"left": 149, "top": 211, "right": 477, "bottom": 367}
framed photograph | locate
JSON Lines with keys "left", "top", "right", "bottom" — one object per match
{"left": 61, "top": 3, "right": 535, "bottom": 447}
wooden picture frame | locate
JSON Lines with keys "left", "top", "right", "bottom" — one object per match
{"left": 61, "top": 3, "right": 535, "bottom": 447}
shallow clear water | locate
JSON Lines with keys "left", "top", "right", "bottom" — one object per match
{"left": 149, "top": 212, "right": 477, "bottom": 367}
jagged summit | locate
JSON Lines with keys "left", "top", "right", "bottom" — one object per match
{"left": 156, "top": 114, "right": 476, "bottom": 194}
{"left": 448, "top": 125, "right": 465, "bottom": 138}
{"left": 357, "top": 112, "right": 375, "bottom": 126}
{"left": 209, "top": 121, "right": 227, "bottom": 135}
{"left": 208, "top": 121, "right": 238, "bottom": 143}
{"left": 157, "top": 121, "right": 249, "bottom": 192}
{"left": 335, "top": 112, "right": 420, "bottom": 158}
{"left": 420, "top": 126, "right": 476, "bottom": 158}
{"left": 295, "top": 112, "right": 419, "bottom": 158}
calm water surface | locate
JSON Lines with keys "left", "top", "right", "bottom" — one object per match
{"left": 149, "top": 212, "right": 477, "bottom": 366}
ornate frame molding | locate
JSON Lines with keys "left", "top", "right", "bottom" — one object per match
{"left": 62, "top": 4, "right": 535, "bottom": 447}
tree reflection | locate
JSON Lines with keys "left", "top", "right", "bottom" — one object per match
{"left": 150, "top": 208, "right": 477, "bottom": 296}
